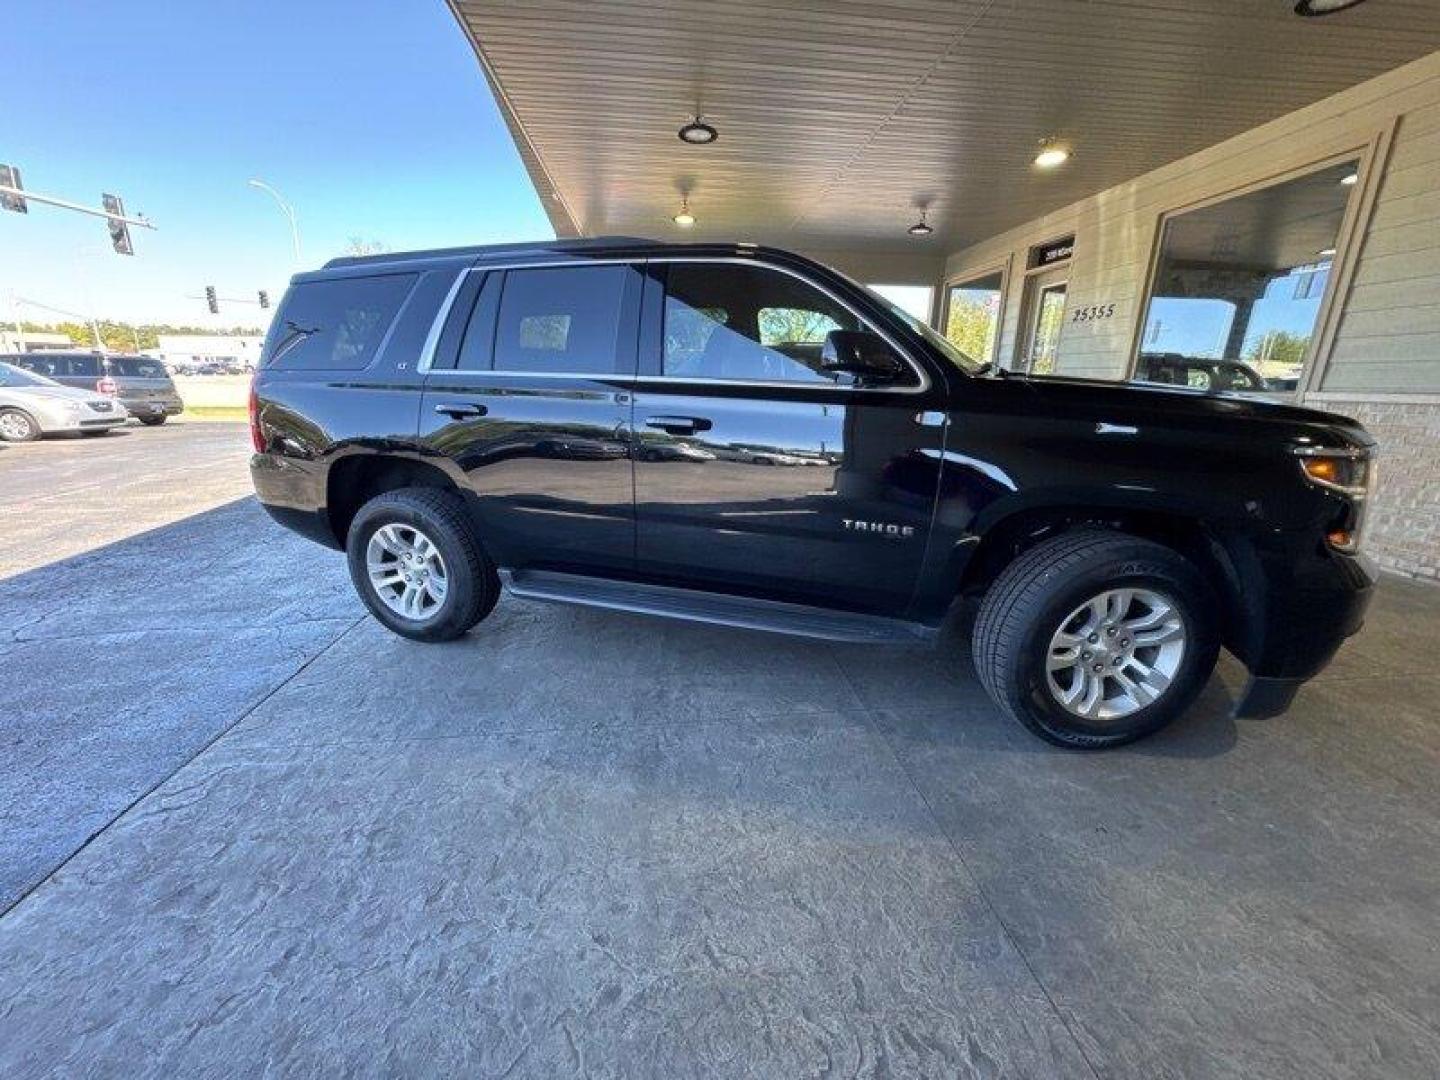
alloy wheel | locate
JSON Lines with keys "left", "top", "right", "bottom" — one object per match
{"left": 1045, "top": 587, "right": 1186, "bottom": 721}
{"left": 365, "top": 523, "right": 449, "bottom": 620}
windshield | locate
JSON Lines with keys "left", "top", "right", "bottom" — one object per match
{"left": 0, "top": 362, "right": 61, "bottom": 389}
{"left": 868, "top": 291, "right": 987, "bottom": 375}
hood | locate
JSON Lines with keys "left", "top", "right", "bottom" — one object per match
{"left": 1001, "top": 373, "right": 1372, "bottom": 449}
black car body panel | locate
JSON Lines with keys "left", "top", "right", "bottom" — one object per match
{"left": 250, "top": 239, "right": 1376, "bottom": 712}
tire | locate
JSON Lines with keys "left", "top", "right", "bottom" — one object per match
{"left": 345, "top": 488, "right": 499, "bottom": 642}
{"left": 138, "top": 415, "right": 167, "bottom": 427}
{"left": 972, "top": 529, "right": 1219, "bottom": 749}
{"left": 0, "top": 408, "right": 40, "bottom": 442}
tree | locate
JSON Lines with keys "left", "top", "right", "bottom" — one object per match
{"left": 1244, "top": 330, "right": 1309, "bottom": 373}
{"left": 343, "top": 237, "right": 388, "bottom": 257}
{"left": 14, "top": 320, "right": 267, "bottom": 353}
{"left": 945, "top": 296, "right": 998, "bottom": 363}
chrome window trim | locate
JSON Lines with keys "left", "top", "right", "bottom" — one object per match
{"left": 413, "top": 255, "right": 931, "bottom": 393}
{"left": 416, "top": 268, "right": 471, "bottom": 374}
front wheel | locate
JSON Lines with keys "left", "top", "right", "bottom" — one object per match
{"left": 0, "top": 408, "right": 40, "bottom": 442}
{"left": 345, "top": 488, "right": 499, "bottom": 642}
{"left": 972, "top": 530, "right": 1219, "bottom": 749}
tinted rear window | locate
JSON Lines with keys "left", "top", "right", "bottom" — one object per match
{"left": 17, "top": 354, "right": 103, "bottom": 378}
{"left": 491, "top": 266, "right": 629, "bottom": 375}
{"left": 106, "top": 356, "right": 170, "bottom": 378}
{"left": 267, "top": 274, "right": 416, "bottom": 371}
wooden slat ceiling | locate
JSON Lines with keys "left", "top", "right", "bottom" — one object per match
{"left": 450, "top": 0, "right": 1440, "bottom": 255}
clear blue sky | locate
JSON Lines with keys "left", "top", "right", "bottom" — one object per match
{"left": 1, "top": 0, "right": 553, "bottom": 328}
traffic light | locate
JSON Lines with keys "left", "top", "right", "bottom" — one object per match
{"left": 0, "top": 165, "right": 27, "bottom": 213}
{"left": 102, "top": 193, "right": 134, "bottom": 255}
{"left": 258, "top": 290, "right": 270, "bottom": 309}
{"left": 205, "top": 286, "right": 218, "bottom": 315}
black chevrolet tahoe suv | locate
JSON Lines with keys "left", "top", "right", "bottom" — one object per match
{"left": 249, "top": 239, "right": 1376, "bottom": 749}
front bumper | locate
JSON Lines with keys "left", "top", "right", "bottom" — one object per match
{"left": 40, "top": 409, "right": 129, "bottom": 433}
{"left": 1230, "top": 542, "right": 1376, "bottom": 717}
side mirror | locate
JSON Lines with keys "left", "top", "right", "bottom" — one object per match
{"left": 821, "top": 330, "right": 907, "bottom": 384}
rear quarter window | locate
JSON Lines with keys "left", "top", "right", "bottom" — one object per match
{"left": 265, "top": 274, "right": 417, "bottom": 371}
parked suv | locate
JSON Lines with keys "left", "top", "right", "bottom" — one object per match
{"left": 249, "top": 240, "right": 1376, "bottom": 748}
{"left": 1, "top": 351, "right": 184, "bottom": 425}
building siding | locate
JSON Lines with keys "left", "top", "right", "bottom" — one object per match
{"left": 941, "top": 50, "right": 1440, "bottom": 579}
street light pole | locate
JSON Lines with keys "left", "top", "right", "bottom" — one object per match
{"left": 247, "top": 178, "right": 301, "bottom": 266}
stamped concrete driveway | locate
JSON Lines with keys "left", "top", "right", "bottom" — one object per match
{"left": 2, "top": 423, "right": 1439, "bottom": 1079}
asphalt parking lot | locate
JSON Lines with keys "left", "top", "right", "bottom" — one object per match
{"left": 3, "top": 422, "right": 1438, "bottom": 1078}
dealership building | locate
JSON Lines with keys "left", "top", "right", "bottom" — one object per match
{"left": 450, "top": 0, "right": 1440, "bottom": 579}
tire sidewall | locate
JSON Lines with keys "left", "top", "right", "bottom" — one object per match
{"left": 1011, "top": 551, "right": 1219, "bottom": 747}
{"left": 345, "top": 496, "right": 480, "bottom": 640}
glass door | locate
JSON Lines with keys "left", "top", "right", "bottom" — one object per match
{"left": 1020, "top": 266, "right": 1068, "bottom": 375}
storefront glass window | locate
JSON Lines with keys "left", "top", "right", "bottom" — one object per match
{"left": 1134, "top": 160, "right": 1358, "bottom": 394}
{"left": 944, "top": 271, "right": 1004, "bottom": 364}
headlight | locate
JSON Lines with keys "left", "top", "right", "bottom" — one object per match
{"left": 1293, "top": 446, "right": 1375, "bottom": 552}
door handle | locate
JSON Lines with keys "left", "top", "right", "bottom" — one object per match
{"left": 434, "top": 402, "right": 488, "bottom": 419}
{"left": 645, "top": 415, "right": 712, "bottom": 435}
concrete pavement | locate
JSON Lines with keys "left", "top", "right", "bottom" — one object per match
{"left": 2, "top": 423, "right": 1438, "bottom": 1078}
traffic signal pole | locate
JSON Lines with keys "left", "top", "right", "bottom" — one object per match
{"left": 0, "top": 165, "right": 155, "bottom": 254}
{"left": 0, "top": 185, "right": 155, "bottom": 229}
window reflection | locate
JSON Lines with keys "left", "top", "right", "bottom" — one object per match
{"left": 1135, "top": 160, "right": 1358, "bottom": 394}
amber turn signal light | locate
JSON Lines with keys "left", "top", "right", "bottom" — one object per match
{"left": 1301, "top": 457, "right": 1341, "bottom": 484}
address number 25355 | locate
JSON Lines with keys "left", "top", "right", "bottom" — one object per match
{"left": 1071, "top": 303, "right": 1117, "bottom": 323}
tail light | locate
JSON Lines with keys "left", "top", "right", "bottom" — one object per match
{"left": 96, "top": 376, "right": 118, "bottom": 396}
{"left": 248, "top": 374, "right": 265, "bottom": 453}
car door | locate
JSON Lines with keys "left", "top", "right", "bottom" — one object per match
{"left": 631, "top": 259, "right": 945, "bottom": 616}
{"left": 418, "top": 261, "right": 641, "bottom": 576}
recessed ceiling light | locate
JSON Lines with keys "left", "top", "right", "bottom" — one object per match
{"left": 677, "top": 117, "right": 718, "bottom": 145}
{"left": 907, "top": 209, "right": 933, "bottom": 237}
{"left": 1034, "top": 140, "right": 1070, "bottom": 169}
{"left": 1340, "top": 172, "right": 1359, "bottom": 186}
{"left": 1294, "top": 0, "right": 1368, "bottom": 16}
{"left": 672, "top": 198, "right": 696, "bottom": 227}
{"left": 1318, "top": 247, "right": 1336, "bottom": 258}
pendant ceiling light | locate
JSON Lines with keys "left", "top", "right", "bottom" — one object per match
{"left": 1034, "top": 139, "right": 1070, "bottom": 169}
{"left": 1294, "top": 0, "right": 1369, "bottom": 15}
{"left": 907, "top": 209, "right": 933, "bottom": 237}
{"left": 677, "top": 117, "right": 718, "bottom": 144}
{"left": 672, "top": 198, "right": 696, "bottom": 227}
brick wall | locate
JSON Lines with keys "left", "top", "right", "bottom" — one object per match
{"left": 1305, "top": 396, "right": 1440, "bottom": 580}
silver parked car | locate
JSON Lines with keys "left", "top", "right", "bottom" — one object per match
{"left": 0, "top": 351, "right": 184, "bottom": 425}
{"left": 0, "top": 362, "right": 130, "bottom": 441}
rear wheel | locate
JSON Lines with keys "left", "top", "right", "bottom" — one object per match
{"left": 138, "top": 415, "right": 167, "bottom": 427}
{"left": 345, "top": 488, "right": 499, "bottom": 642}
{"left": 0, "top": 409, "right": 40, "bottom": 442}
{"left": 972, "top": 529, "right": 1219, "bottom": 749}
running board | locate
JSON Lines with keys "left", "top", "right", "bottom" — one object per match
{"left": 500, "top": 569, "right": 935, "bottom": 644}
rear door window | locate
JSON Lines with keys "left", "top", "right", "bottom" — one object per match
{"left": 267, "top": 274, "right": 417, "bottom": 370}
{"left": 491, "top": 266, "right": 632, "bottom": 375}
